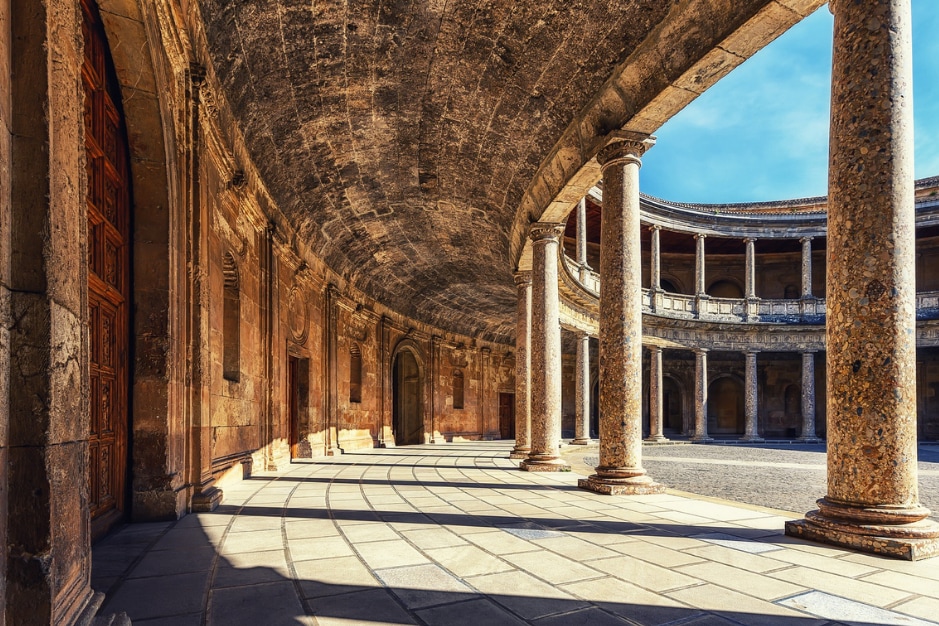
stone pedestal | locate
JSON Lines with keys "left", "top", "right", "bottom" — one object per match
{"left": 579, "top": 132, "right": 663, "bottom": 495}
{"left": 520, "top": 224, "right": 568, "bottom": 472}
{"left": 691, "top": 349, "right": 713, "bottom": 443}
{"left": 570, "top": 332, "right": 593, "bottom": 445}
{"left": 786, "top": 0, "right": 939, "bottom": 560}
{"left": 510, "top": 272, "right": 533, "bottom": 459}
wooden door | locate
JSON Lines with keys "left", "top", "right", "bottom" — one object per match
{"left": 498, "top": 393, "right": 515, "bottom": 439}
{"left": 83, "top": 0, "right": 130, "bottom": 538}
{"left": 288, "top": 356, "right": 300, "bottom": 458}
{"left": 394, "top": 351, "right": 423, "bottom": 445}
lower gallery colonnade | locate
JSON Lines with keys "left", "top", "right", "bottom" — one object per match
{"left": 513, "top": 0, "right": 939, "bottom": 560}
{"left": 4, "top": 0, "right": 939, "bottom": 624}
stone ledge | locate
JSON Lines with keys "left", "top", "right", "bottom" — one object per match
{"left": 578, "top": 477, "right": 666, "bottom": 496}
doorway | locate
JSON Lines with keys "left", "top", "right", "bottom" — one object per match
{"left": 83, "top": 0, "right": 131, "bottom": 539}
{"left": 499, "top": 393, "right": 515, "bottom": 439}
{"left": 708, "top": 377, "right": 745, "bottom": 435}
{"left": 288, "top": 355, "right": 310, "bottom": 458}
{"left": 663, "top": 377, "right": 683, "bottom": 433}
{"left": 393, "top": 350, "right": 423, "bottom": 445}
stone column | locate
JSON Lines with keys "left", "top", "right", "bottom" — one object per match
{"left": 798, "top": 351, "right": 821, "bottom": 443}
{"left": 800, "top": 237, "right": 814, "bottom": 299}
{"left": 510, "top": 272, "right": 532, "bottom": 459}
{"left": 520, "top": 224, "right": 568, "bottom": 471}
{"left": 645, "top": 346, "right": 668, "bottom": 442}
{"left": 694, "top": 234, "right": 707, "bottom": 296}
{"left": 692, "top": 349, "right": 713, "bottom": 442}
{"left": 579, "top": 132, "right": 663, "bottom": 495}
{"left": 650, "top": 225, "right": 662, "bottom": 291}
{"left": 786, "top": 0, "right": 939, "bottom": 560}
{"left": 576, "top": 197, "right": 589, "bottom": 268}
{"left": 571, "top": 332, "right": 592, "bottom": 445}
{"left": 744, "top": 238, "right": 757, "bottom": 300}
{"left": 741, "top": 351, "right": 763, "bottom": 442}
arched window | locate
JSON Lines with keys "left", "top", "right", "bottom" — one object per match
{"left": 223, "top": 252, "right": 240, "bottom": 381}
{"left": 349, "top": 343, "right": 362, "bottom": 403}
{"left": 452, "top": 369, "right": 464, "bottom": 410}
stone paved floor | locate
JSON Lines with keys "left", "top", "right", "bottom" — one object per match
{"left": 93, "top": 442, "right": 939, "bottom": 625}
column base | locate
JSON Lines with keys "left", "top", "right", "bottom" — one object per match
{"left": 519, "top": 456, "right": 570, "bottom": 472}
{"left": 644, "top": 435, "right": 670, "bottom": 443}
{"left": 690, "top": 435, "right": 713, "bottom": 443}
{"left": 739, "top": 435, "right": 764, "bottom": 443}
{"left": 578, "top": 474, "right": 665, "bottom": 496}
{"left": 508, "top": 447, "right": 531, "bottom": 460}
{"left": 569, "top": 438, "right": 593, "bottom": 445}
{"left": 785, "top": 515, "right": 939, "bottom": 561}
{"left": 191, "top": 485, "right": 223, "bottom": 512}
{"left": 797, "top": 436, "right": 822, "bottom": 443}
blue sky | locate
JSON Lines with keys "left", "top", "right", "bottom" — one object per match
{"left": 640, "top": 1, "right": 939, "bottom": 204}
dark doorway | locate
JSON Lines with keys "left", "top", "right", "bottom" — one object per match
{"left": 663, "top": 377, "right": 683, "bottom": 432}
{"left": 708, "top": 377, "right": 745, "bottom": 435}
{"left": 393, "top": 350, "right": 423, "bottom": 445}
{"left": 84, "top": 0, "right": 131, "bottom": 540}
{"left": 499, "top": 393, "right": 515, "bottom": 439}
{"left": 288, "top": 356, "right": 310, "bottom": 459}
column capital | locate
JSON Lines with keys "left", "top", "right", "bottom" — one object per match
{"left": 648, "top": 344, "right": 663, "bottom": 355}
{"left": 575, "top": 330, "right": 591, "bottom": 340}
{"left": 801, "top": 349, "right": 817, "bottom": 355}
{"left": 650, "top": 224, "right": 662, "bottom": 232}
{"left": 597, "top": 131, "right": 656, "bottom": 168}
{"left": 514, "top": 270, "right": 533, "bottom": 286}
{"left": 528, "top": 222, "right": 566, "bottom": 243}
{"left": 694, "top": 233, "right": 706, "bottom": 241}
{"left": 744, "top": 349, "right": 759, "bottom": 357}
{"left": 744, "top": 237, "right": 757, "bottom": 245}
{"left": 695, "top": 347, "right": 709, "bottom": 355}
{"left": 800, "top": 236, "right": 814, "bottom": 244}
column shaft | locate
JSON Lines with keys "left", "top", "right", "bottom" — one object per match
{"left": 571, "top": 332, "right": 592, "bottom": 444}
{"left": 786, "top": 0, "right": 939, "bottom": 559}
{"left": 695, "top": 234, "right": 706, "bottom": 296}
{"left": 510, "top": 272, "right": 533, "bottom": 459}
{"left": 692, "top": 349, "right": 712, "bottom": 442}
{"left": 741, "top": 351, "right": 762, "bottom": 442}
{"left": 646, "top": 346, "right": 667, "bottom": 442}
{"left": 744, "top": 238, "right": 757, "bottom": 299}
{"left": 798, "top": 352, "right": 820, "bottom": 443}
{"left": 576, "top": 197, "right": 588, "bottom": 268}
{"left": 650, "top": 226, "right": 662, "bottom": 291}
{"left": 520, "top": 224, "right": 568, "bottom": 471}
{"left": 579, "top": 132, "right": 662, "bottom": 495}
{"left": 801, "top": 237, "right": 814, "bottom": 298}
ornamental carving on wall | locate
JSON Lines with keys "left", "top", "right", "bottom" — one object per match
{"left": 287, "top": 286, "right": 308, "bottom": 345}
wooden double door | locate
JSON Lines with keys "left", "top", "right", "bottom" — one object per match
{"left": 83, "top": 0, "right": 130, "bottom": 537}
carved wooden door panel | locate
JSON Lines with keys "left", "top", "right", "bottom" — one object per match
{"left": 83, "top": 0, "right": 129, "bottom": 536}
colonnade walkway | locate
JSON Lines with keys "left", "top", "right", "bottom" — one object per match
{"left": 92, "top": 442, "right": 939, "bottom": 625}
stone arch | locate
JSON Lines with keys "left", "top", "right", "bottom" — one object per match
{"left": 708, "top": 374, "right": 745, "bottom": 435}
{"left": 391, "top": 339, "right": 427, "bottom": 446}
{"left": 707, "top": 278, "right": 745, "bottom": 299}
{"left": 660, "top": 276, "right": 684, "bottom": 295}
{"left": 94, "top": 0, "right": 181, "bottom": 520}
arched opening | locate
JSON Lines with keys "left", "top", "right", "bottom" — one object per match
{"left": 349, "top": 343, "right": 362, "bottom": 403}
{"left": 708, "top": 376, "right": 745, "bottom": 435}
{"left": 452, "top": 369, "right": 465, "bottom": 410}
{"left": 83, "top": 0, "right": 131, "bottom": 538}
{"left": 393, "top": 350, "right": 423, "bottom": 445}
{"left": 222, "top": 252, "right": 241, "bottom": 381}
{"left": 663, "top": 376, "right": 683, "bottom": 432}
{"left": 708, "top": 279, "right": 744, "bottom": 299}
{"left": 660, "top": 278, "right": 680, "bottom": 294}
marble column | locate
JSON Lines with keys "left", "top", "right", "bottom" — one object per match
{"left": 571, "top": 332, "right": 593, "bottom": 445}
{"left": 579, "top": 132, "right": 663, "bottom": 495}
{"left": 786, "top": 0, "right": 939, "bottom": 560}
{"left": 741, "top": 351, "right": 763, "bottom": 442}
{"left": 520, "top": 224, "right": 568, "bottom": 471}
{"left": 798, "top": 351, "right": 821, "bottom": 443}
{"left": 576, "top": 197, "right": 589, "bottom": 268}
{"left": 800, "top": 237, "right": 814, "bottom": 299}
{"left": 691, "top": 349, "right": 713, "bottom": 442}
{"left": 744, "top": 238, "right": 757, "bottom": 300}
{"left": 510, "top": 272, "right": 533, "bottom": 459}
{"left": 645, "top": 346, "right": 668, "bottom": 442}
{"left": 650, "top": 226, "right": 662, "bottom": 291}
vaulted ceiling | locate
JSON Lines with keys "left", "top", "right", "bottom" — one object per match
{"left": 197, "top": 0, "right": 823, "bottom": 342}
